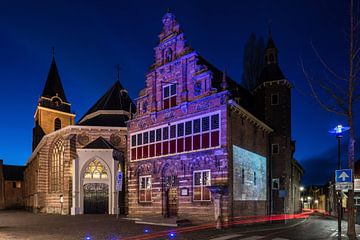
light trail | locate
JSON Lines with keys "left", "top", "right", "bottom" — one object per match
{"left": 121, "top": 210, "right": 313, "bottom": 240}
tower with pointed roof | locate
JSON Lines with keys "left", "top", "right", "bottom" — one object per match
{"left": 32, "top": 57, "right": 75, "bottom": 150}
{"left": 254, "top": 34, "right": 293, "bottom": 214}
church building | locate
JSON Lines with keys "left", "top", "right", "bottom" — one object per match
{"left": 127, "top": 11, "right": 302, "bottom": 223}
{"left": 24, "top": 57, "right": 135, "bottom": 215}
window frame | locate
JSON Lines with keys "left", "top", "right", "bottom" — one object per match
{"left": 139, "top": 175, "right": 152, "bottom": 203}
{"left": 193, "top": 170, "right": 211, "bottom": 202}
{"left": 163, "top": 83, "right": 177, "bottom": 109}
{"left": 272, "top": 144, "right": 280, "bottom": 154}
{"left": 271, "top": 93, "right": 279, "bottom": 105}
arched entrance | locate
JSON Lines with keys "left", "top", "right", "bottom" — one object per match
{"left": 82, "top": 159, "right": 110, "bottom": 214}
{"left": 83, "top": 183, "right": 109, "bottom": 214}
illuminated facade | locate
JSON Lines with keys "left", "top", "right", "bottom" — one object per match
{"left": 24, "top": 58, "right": 135, "bottom": 215}
{"left": 126, "top": 11, "right": 285, "bottom": 223}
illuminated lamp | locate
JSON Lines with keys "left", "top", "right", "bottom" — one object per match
{"left": 168, "top": 232, "right": 176, "bottom": 238}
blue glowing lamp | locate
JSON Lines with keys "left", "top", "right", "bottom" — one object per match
{"left": 329, "top": 124, "right": 350, "bottom": 138}
{"left": 85, "top": 236, "right": 91, "bottom": 240}
{"left": 144, "top": 228, "right": 150, "bottom": 233}
{"left": 168, "top": 232, "right": 176, "bottom": 238}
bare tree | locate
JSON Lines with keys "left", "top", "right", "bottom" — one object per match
{"left": 301, "top": 0, "right": 359, "bottom": 238}
{"left": 241, "top": 33, "right": 265, "bottom": 90}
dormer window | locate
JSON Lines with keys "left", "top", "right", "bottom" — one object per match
{"left": 165, "top": 48, "right": 173, "bottom": 63}
{"left": 163, "top": 83, "right": 176, "bottom": 109}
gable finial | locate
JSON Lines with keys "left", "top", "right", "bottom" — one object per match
{"left": 221, "top": 67, "right": 228, "bottom": 90}
{"left": 52, "top": 46, "right": 55, "bottom": 58}
{"left": 268, "top": 19, "right": 273, "bottom": 38}
{"left": 115, "top": 64, "right": 121, "bottom": 81}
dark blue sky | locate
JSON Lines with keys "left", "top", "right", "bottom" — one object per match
{"left": 0, "top": 0, "right": 358, "bottom": 185}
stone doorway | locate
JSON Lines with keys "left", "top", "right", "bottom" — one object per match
{"left": 167, "top": 187, "right": 178, "bottom": 217}
{"left": 83, "top": 183, "right": 109, "bottom": 214}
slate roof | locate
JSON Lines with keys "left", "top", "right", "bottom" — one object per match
{"left": 197, "top": 56, "right": 253, "bottom": 110}
{"left": 3, "top": 165, "right": 26, "bottom": 181}
{"left": 77, "top": 81, "right": 136, "bottom": 126}
{"left": 83, "top": 137, "right": 116, "bottom": 149}
{"left": 259, "top": 64, "right": 285, "bottom": 82}
{"left": 41, "top": 57, "right": 68, "bottom": 102}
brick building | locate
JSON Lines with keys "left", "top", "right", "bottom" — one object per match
{"left": 0, "top": 159, "right": 26, "bottom": 209}
{"left": 24, "top": 57, "right": 135, "bottom": 215}
{"left": 127, "top": 11, "right": 303, "bottom": 223}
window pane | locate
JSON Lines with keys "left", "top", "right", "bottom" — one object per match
{"left": 131, "top": 135, "right": 136, "bottom": 147}
{"left": 194, "top": 172, "right": 201, "bottom": 185}
{"left": 211, "top": 114, "right": 219, "bottom": 130}
{"left": 203, "top": 171, "right": 210, "bottom": 186}
{"left": 163, "top": 127, "right": 169, "bottom": 140}
{"left": 185, "top": 121, "right": 192, "bottom": 135}
{"left": 193, "top": 119, "right": 200, "bottom": 133}
{"left": 156, "top": 128, "right": 162, "bottom": 141}
{"left": 170, "top": 125, "right": 176, "bottom": 138}
{"left": 150, "top": 130, "right": 155, "bottom": 143}
{"left": 171, "top": 84, "right": 176, "bottom": 95}
{"left": 143, "top": 132, "right": 149, "bottom": 144}
{"left": 137, "top": 133, "right": 142, "bottom": 145}
{"left": 164, "top": 86, "right": 169, "bottom": 98}
{"left": 202, "top": 117, "right": 209, "bottom": 131}
{"left": 141, "top": 177, "right": 146, "bottom": 189}
{"left": 177, "top": 123, "right": 184, "bottom": 137}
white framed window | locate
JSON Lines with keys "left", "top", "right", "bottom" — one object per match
{"left": 139, "top": 175, "right": 152, "bottom": 203}
{"left": 193, "top": 170, "right": 211, "bottom": 201}
{"left": 163, "top": 84, "right": 177, "bottom": 109}
{"left": 272, "top": 144, "right": 279, "bottom": 154}
{"left": 130, "top": 112, "right": 221, "bottom": 161}
{"left": 271, "top": 93, "right": 279, "bottom": 105}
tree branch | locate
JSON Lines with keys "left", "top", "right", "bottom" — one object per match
{"left": 311, "top": 42, "right": 347, "bottom": 81}
{"left": 300, "top": 60, "right": 348, "bottom": 116}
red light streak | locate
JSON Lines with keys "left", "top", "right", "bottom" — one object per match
{"left": 121, "top": 211, "right": 313, "bottom": 240}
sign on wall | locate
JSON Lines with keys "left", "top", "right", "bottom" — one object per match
{"left": 116, "top": 172, "right": 123, "bottom": 191}
{"left": 233, "top": 145, "right": 267, "bottom": 201}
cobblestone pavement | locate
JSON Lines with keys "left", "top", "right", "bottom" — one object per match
{"left": 0, "top": 210, "right": 170, "bottom": 240}
{"left": 2, "top": 211, "right": 360, "bottom": 240}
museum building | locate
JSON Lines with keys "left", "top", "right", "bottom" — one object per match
{"left": 127, "top": 11, "right": 302, "bottom": 223}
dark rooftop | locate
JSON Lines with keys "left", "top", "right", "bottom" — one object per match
{"left": 83, "top": 137, "right": 116, "bottom": 149}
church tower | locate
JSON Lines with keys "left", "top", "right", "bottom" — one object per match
{"left": 32, "top": 56, "right": 75, "bottom": 150}
{"left": 253, "top": 33, "right": 292, "bottom": 214}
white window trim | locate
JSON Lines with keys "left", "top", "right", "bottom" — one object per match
{"left": 163, "top": 83, "right": 177, "bottom": 109}
{"left": 130, "top": 111, "right": 221, "bottom": 161}
{"left": 139, "top": 175, "right": 152, "bottom": 203}
{"left": 193, "top": 170, "right": 211, "bottom": 202}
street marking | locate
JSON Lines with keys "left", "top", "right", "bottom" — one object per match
{"left": 209, "top": 234, "right": 243, "bottom": 240}
{"left": 239, "top": 236, "right": 263, "bottom": 240}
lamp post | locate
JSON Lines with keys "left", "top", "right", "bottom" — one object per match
{"left": 300, "top": 186, "right": 304, "bottom": 212}
{"left": 329, "top": 124, "right": 350, "bottom": 240}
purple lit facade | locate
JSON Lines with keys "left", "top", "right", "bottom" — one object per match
{"left": 127, "top": 12, "right": 302, "bottom": 222}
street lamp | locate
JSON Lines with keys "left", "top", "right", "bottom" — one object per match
{"left": 300, "top": 186, "right": 305, "bottom": 211}
{"left": 329, "top": 124, "right": 350, "bottom": 240}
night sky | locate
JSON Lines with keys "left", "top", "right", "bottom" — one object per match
{"left": 0, "top": 0, "right": 358, "bottom": 185}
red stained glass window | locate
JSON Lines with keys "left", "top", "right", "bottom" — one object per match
{"left": 193, "top": 134, "right": 200, "bottom": 150}
{"left": 131, "top": 148, "right": 136, "bottom": 160}
{"left": 137, "top": 147, "right": 142, "bottom": 159}
{"left": 156, "top": 143, "right": 161, "bottom": 156}
{"left": 143, "top": 145, "right": 148, "bottom": 158}
{"left": 177, "top": 138, "right": 184, "bottom": 153}
{"left": 185, "top": 136, "right": 192, "bottom": 151}
{"left": 202, "top": 133, "right": 209, "bottom": 149}
{"left": 170, "top": 140, "right": 176, "bottom": 154}
{"left": 163, "top": 141, "right": 169, "bottom": 155}
{"left": 211, "top": 131, "right": 219, "bottom": 147}
{"left": 149, "top": 144, "right": 155, "bottom": 157}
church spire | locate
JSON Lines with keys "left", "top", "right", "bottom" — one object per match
{"left": 264, "top": 28, "right": 278, "bottom": 65}
{"left": 41, "top": 56, "right": 68, "bottom": 103}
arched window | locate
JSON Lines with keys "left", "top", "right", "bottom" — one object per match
{"left": 54, "top": 118, "right": 61, "bottom": 131}
{"left": 165, "top": 48, "right": 173, "bottom": 63}
{"left": 84, "top": 159, "right": 108, "bottom": 179}
{"left": 50, "top": 139, "right": 64, "bottom": 192}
